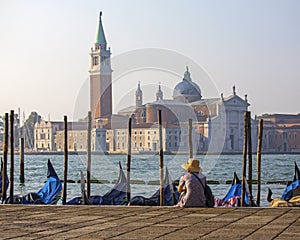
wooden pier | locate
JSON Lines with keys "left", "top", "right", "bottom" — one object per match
{"left": 0, "top": 205, "right": 299, "bottom": 239}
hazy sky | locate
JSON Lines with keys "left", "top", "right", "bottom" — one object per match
{"left": 0, "top": 0, "right": 299, "bottom": 121}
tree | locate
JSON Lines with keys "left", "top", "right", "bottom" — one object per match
{"left": 22, "top": 112, "right": 41, "bottom": 150}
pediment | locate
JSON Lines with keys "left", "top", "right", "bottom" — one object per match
{"left": 224, "top": 95, "right": 250, "bottom": 106}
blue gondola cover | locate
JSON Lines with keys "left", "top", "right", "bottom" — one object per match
{"left": 36, "top": 159, "right": 62, "bottom": 204}
{"left": 222, "top": 172, "right": 249, "bottom": 206}
{"left": 281, "top": 162, "right": 300, "bottom": 201}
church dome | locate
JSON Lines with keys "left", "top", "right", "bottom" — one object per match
{"left": 173, "top": 67, "right": 202, "bottom": 103}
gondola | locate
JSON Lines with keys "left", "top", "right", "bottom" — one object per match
{"left": 214, "top": 172, "right": 251, "bottom": 207}
{"left": 267, "top": 161, "right": 300, "bottom": 207}
{"left": 129, "top": 167, "right": 179, "bottom": 206}
{"left": 66, "top": 162, "right": 127, "bottom": 205}
{"left": 4, "top": 159, "right": 62, "bottom": 204}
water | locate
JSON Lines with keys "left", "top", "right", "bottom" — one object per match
{"left": 6, "top": 154, "right": 300, "bottom": 207}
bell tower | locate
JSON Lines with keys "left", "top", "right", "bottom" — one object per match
{"left": 89, "top": 12, "right": 112, "bottom": 123}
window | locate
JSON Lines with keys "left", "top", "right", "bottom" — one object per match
{"left": 40, "top": 133, "right": 45, "bottom": 140}
{"left": 93, "top": 56, "right": 99, "bottom": 65}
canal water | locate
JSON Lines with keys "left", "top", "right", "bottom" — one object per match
{"left": 7, "top": 153, "right": 300, "bottom": 207}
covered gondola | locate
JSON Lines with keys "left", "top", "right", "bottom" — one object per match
{"left": 268, "top": 161, "right": 300, "bottom": 207}
{"left": 4, "top": 159, "right": 62, "bottom": 204}
{"left": 215, "top": 172, "right": 250, "bottom": 207}
{"left": 129, "top": 167, "right": 179, "bottom": 206}
{"left": 67, "top": 162, "right": 127, "bottom": 205}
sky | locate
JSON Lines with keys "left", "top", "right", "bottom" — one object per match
{"left": 0, "top": 0, "right": 299, "bottom": 121}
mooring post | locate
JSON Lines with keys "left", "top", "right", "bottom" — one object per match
{"left": 9, "top": 110, "right": 14, "bottom": 204}
{"left": 126, "top": 117, "right": 132, "bottom": 203}
{"left": 241, "top": 111, "right": 248, "bottom": 207}
{"left": 256, "top": 119, "right": 263, "bottom": 206}
{"left": 188, "top": 119, "right": 193, "bottom": 159}
{"left": 247, "top": 111, "right": 253, "bottom": 200}
{"left": 2, "top": 113, "right": 8, "bottom": 203}
{"left": 158, "top": 109, "right": 164, "bottom": 206}
{"left": 62, "top": 115, "right": 68, "bottom": 205}
{"left": 20, "top": 137, "right": 25, "bottom": 184}
{"left": 86, "top": 111, "right": 91, "bottom": 200}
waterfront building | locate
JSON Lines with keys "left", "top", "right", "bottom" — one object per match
{"left": 34, "top": 120, "right": 64, "bottom": 151}
{"left": 258, "top": 114, "right": 300, "bottom": 153}
{"left": 106, "top": 122, "right": 204, "bottom": 154}
{"left": 54, "top": 123, "right": 106, "bottom": 153}
{"left": 34, "top": 120, "right": 106, "bottom": 153}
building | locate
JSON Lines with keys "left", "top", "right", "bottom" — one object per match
{"left": 258, "top": 114, "right": 300, "bottom": 153}
{"left": 89, "top": 12, "right": 113, "bottom": 124}
{"left": 117, "top": 67, "right": 256, "bottom": 153}
{"left": 106, "top": 122, "right": 203, "bottom": 154}
{"left": 34, "top": 120, "right": 64, "bottom": 151}
{"left": 54, "top": 123, "right": 106, "bottom": 153}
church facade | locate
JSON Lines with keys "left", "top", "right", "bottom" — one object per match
{"left": 116, "top": 67, "right": 257, "bottom": 154}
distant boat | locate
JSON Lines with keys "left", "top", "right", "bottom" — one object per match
{"left": 66, "top": 162, "right": 127, "bottom": 205}
{"left": 129, "top": 167, "right": 179, "bottom": 206}
{"left": 268, "top": 161, "right": 300, "bottom": 207}
{"left": 4, "top": 159, "right": 62, "bottom": 204}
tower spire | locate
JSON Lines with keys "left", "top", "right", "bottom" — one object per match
{"left": 156, "top": 82, "right": 163, "bottom": 101}
{"left": 136, "top": 81, "right": 143, "bottom": 107}
{"left": 95, "top": 11, "right": 107, "bottom": 48}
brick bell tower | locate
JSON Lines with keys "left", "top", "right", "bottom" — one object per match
{"left": 89, "top": 12, "right": 112, "bottom": 124}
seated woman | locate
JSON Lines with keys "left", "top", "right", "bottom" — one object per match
{"left": 175, "top": 158, "right": 206, "bottom": 207}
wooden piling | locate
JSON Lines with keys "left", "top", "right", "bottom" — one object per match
{"left": 247, "top": 111, "right": 253, "bottom": 198}
{"left": 19, "top": 137, "right": 25, "bottom": 184}
{"left": 188, "top": 119, "right": 193, "bottom": 159}
{"left": 126, "top": 117, "right": 132, "bottom": 203}
{"left": 158, "top": 109, "right": 164, "bottom": 206}
{"left": 241, "top": 111, "right": 248, "bottom": 207}
{"left": 9, "top": 110, "right": 14, "bottom": 204}
{"left": 256, "top": 119, "right": 263, "bottom": 207}
{"left": 2, "top": 113, "right": 8, "bottom": 202}
{"left": 86, "top": 111, "right": 91, "bottom": 200}
{"left": 62, "top": 115, "right": 68, "bottom": 205}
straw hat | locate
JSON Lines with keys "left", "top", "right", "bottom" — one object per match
{"left": 181, "top": 158, "right": 202, "bottom": 173}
